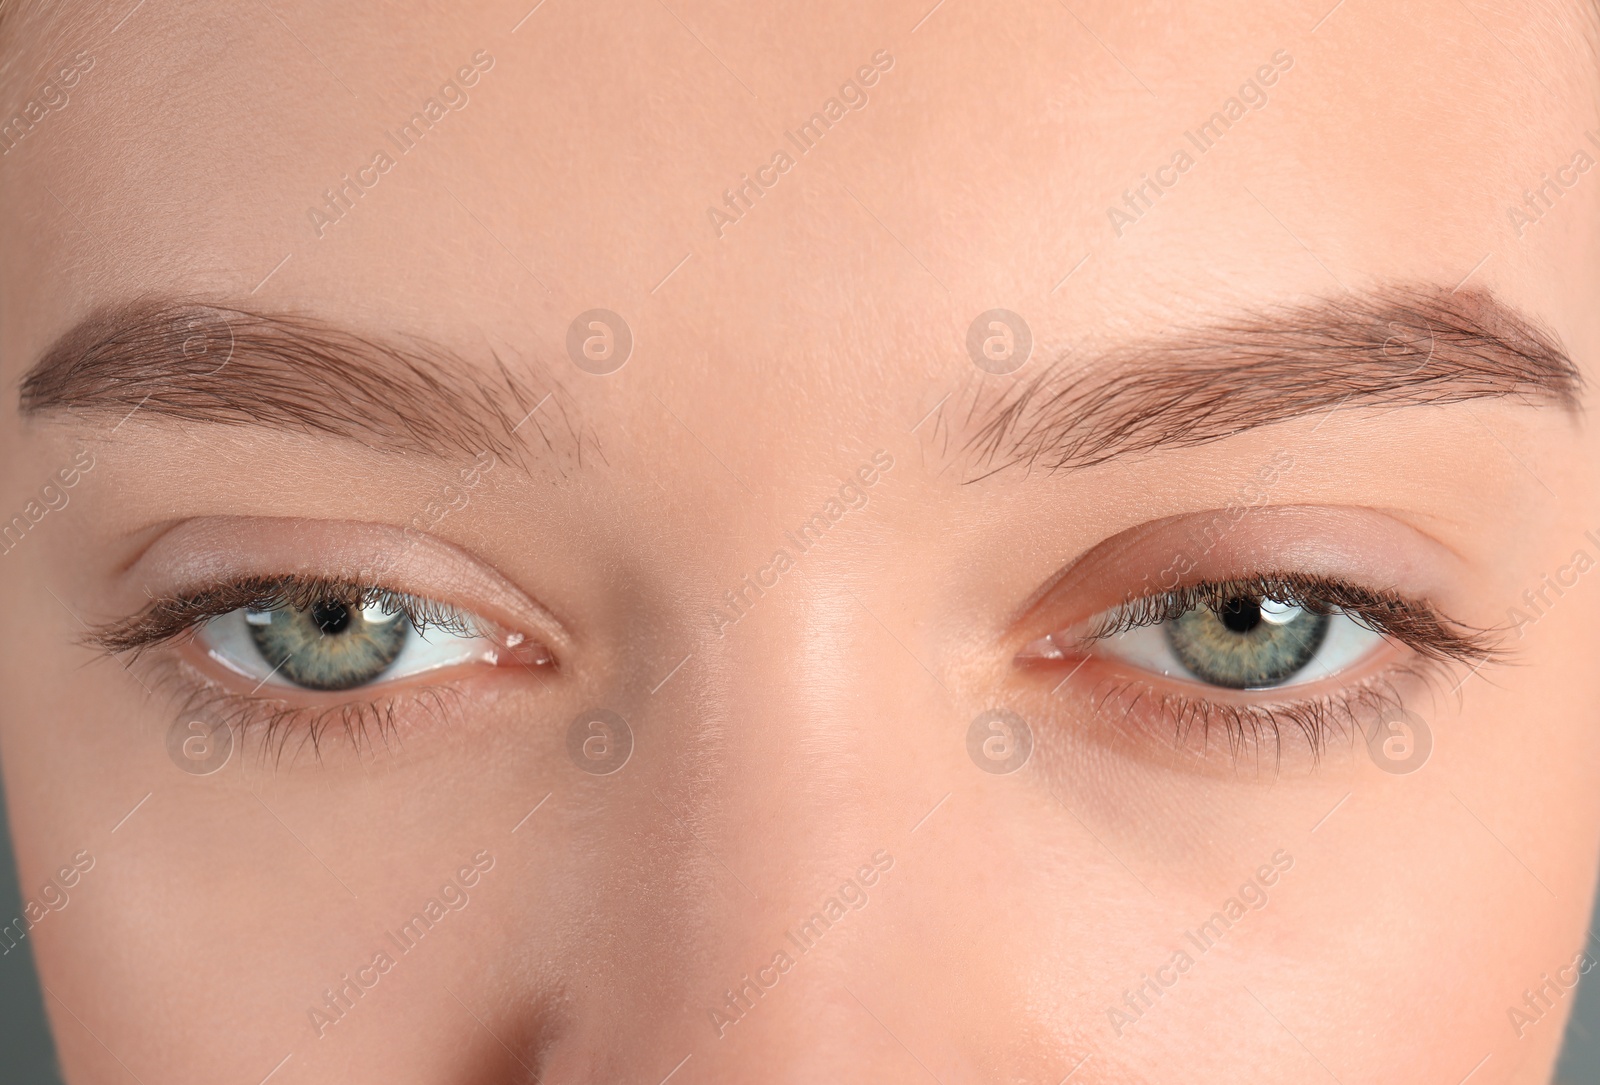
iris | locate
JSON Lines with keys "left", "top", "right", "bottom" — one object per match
{"left": 1166, "top": 597, "right": 1330, "bottom": 689}
{"left": 245, "top": 600, "right": 409, "bottom": 691}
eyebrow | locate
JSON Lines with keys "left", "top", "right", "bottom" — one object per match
{"left": 962, "top": 286, "right": 1583, "bottom": 476}
{"left": 16, "top": 299, "right": 576, "bottom": 463}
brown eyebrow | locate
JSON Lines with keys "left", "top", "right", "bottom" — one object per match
{"left": 16, "top": 299, "right": 580, "bottom": 465}
{"left": 961, "top": 286, "right": 1583, "bottom": 477}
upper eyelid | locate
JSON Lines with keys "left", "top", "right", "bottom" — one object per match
{"left": 108, "top": 516, "right": 573, "bottom": 653}
{"left": 1005, "top": 505, "right": 1476, "bottom": 639}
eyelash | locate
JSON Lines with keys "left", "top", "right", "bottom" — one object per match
{"left": 1067, "top": 572, "right": 1502, "bottom": 764}
{"left": 88, "top": 572, "right": 1500, "bottom": 768}
{"left": 86, "top": 574, "right": 522, "bottom": 765}
{"left": 156, "top": 666, "right": 468, "bottom": 766}
{"left": 1087, "top": 669, "right": 1425, "bottom": 769}
{"left": 1084, "top": 571, "right": 1498, "bottom": 663}
{"left": 88, "top": 574, "right": 486, "bottom": 656}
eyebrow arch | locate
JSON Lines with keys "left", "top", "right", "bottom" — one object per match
{"left": 963, "top": 286, "right": 1583, "bottom": 477}
{"left": 16, "top": 298, "right": 575, "bottom": 463}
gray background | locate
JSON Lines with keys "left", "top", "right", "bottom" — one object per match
{"left": 0, "top": 767, "right": 1596, "bottom": 1081}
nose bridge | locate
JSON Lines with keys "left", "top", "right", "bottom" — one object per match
{"left": 655, "top": 572, "right": 888, "bottom": 895}
{"left": 665, "top": 453, "right": 923, "bottom": 835}
{"left": 595, "top": 543, "right": 948, "bottom": 1079}
{"left": 539, "top": 454, "right": 973, "bottom": 1081}
{"left": 686, "top": 525, "right": 946, "bottom": 873}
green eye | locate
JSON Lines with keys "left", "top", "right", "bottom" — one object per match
{"left": 245, "top": 601, "right": 409, "bottom": 691}
{"left": 1077, "top": 587, "right": 1386, "bottom": 692}
{"left": 1024, "top": 574, "right": 1498, "bottom": 699}
{"left": 96, "top": 574, "right": 559, "bottom": 701}
{"left": 197, "top": 591, "right": 509, "bottom": 693}
{"left": 1167, "top": 598, "right": 1331, "bottom": 689}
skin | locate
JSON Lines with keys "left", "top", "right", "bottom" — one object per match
{"left": 2, "top": 0, "right": 1599, "bottom": 1082}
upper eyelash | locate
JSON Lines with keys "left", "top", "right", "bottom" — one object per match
{"left": 84, "top": 574, "right": 483, "bottom": 658}
{"left": 1083, "top": 571, "right": 1502, "bottom": 666}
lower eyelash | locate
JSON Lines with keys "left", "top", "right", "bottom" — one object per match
{"left": 1081, "top": 657, "right": 1447, "bottom": 772}
{"left": 148, "top": 657, "right": 467, "bottom": 767}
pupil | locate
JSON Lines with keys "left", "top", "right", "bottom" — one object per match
{"left": 1219, "top": 597, "right": 1262, "bottom": 634}
{"left": 310, "top": 600, "right": 352, "bottom": 635}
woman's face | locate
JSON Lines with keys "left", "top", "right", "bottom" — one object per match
{"left": 3, "top": 1, "right": 1599, "bottom": 1082}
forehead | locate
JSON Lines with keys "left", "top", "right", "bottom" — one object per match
{"left": 1, "top": 0, "right": 1596, "bottom": 428}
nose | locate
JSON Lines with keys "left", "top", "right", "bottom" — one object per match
{"left": 521, "top": 564, "right": 1024, "bottom": 1083}
{"left": 593, "top": 586, "right": 953, "bottom": 1081}
{"left": 465, "top": 449, "right": 1092, "bottom": 1085}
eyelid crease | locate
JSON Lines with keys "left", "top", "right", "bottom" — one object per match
{"left": 113, "top": 516, "right": 574, "bottom": 652}
{"left": 1001, "top": 505, "right": 1476, "bottom": 640}
{"left": 1078, "top": 571, "right": 1502, "bottom": 666}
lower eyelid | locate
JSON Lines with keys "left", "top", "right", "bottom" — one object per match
{"left": 1022, "top": 653, "right": 1447, "bottom": 772}
{"left": 139, "top": 652, "right": 480, "bottom": 765}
